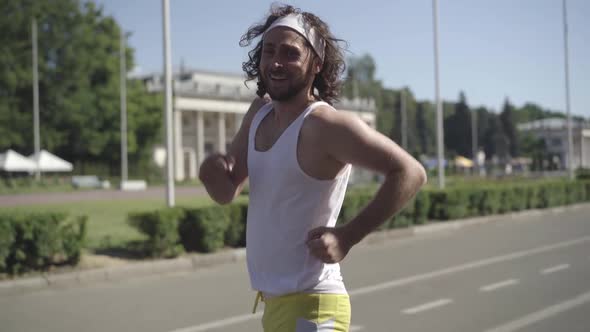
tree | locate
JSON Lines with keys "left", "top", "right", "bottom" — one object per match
{"left": 444, "top": 92, "right": 472, "bottom": 157}
{"left": 0, "top": 0, "right": 162, "bottom": 176}
{"left": 416, "top": 101, "right": 435, "bottom": 155}
{"left": 483, "top": 115, "right": 509, "bottom": 161}
{"left": 500, "top": 98, "right": 519, "bottom": 157}
{"left": 474, "top": 106, "right": 491, "bottom": 153}
{"left": 521, "top": 133, "right": 548, "bottom": 171}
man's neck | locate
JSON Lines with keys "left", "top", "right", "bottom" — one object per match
{"left": 271, "top": 92, "right": 316, "bottom": 127}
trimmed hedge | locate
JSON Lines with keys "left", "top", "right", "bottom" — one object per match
{"left": 127, "top": 180, "right": 590, "bottom": 258}
{"left": 128, "top": 208, "right": 185, "bottom": 258}
{"left": 129, "top": 203, "right": 248, "bottom": 257}
{"left": 0, "top": 212, "right": 87, "bottom": 275}
{"left": 224, "top": 203, "right": 248, "bottom": 247}
{"left": 180, "top": 207, "right": 229, "bottom": 253}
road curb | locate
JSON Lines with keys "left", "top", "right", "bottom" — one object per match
{"left": 2, "top": 203, "right": 588, "bottom": 295}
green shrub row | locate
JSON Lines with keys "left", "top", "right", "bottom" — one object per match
{"left": 427, "top": 181, "right": 590, "bottom": 220}
{"left": 128, "top": 180, "right": 590, "bottom": 258}
{"left": 0, "top": 212, "right": 87, "bottom": 275}
{"left": 128, "top": 203, "right": 248, "bottom": 258}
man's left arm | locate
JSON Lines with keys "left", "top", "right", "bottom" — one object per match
{"left": 306, "top": 108, "right": 427, "bottom": 263}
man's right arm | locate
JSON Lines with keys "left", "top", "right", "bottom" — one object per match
{"left": 198, "top": 97, "right": 268, "bottom": 204}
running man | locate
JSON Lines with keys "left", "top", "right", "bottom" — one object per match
{"left": 199, "top": 4, "right": 427, "bottom": 331}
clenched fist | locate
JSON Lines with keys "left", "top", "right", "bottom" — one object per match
{"left": 306, "top": 226, "right": 354, "bottom": 264}
{"left": 199, "top": 153, "right": 235, "bottom": 180}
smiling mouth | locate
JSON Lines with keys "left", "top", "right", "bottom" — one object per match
{"left": 268, "top": 70, "right": 288, "bottom": 80}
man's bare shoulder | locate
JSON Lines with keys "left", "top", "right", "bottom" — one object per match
{"left": 251, "top": 96, "right": 270, "bottom": 112}
{"left": 243, "top": 96, "right": 271, "bottom": 124}
{"left": 305, "top": 104, "right": 368, "bottom": 136}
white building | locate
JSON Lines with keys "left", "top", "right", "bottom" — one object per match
{"left": 518, "top": 117, "right": 590, "bottom": 169}
{"left": 143, "top": 70, "right": 377, "bottom": 181}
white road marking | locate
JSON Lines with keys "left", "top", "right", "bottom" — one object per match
{"left": 402, "top": 299, "right": 453, "bottom": 314}
{"left": 350, "top": 237, "right": 589, "bottom": 296}
{"left": 350, "top": 325, "right": 364, "bottom": 331}
{"left": 541, "top": 264, "right": 570, "bottom": 275}
{"left": 165, "top": 236, "right": 590, "bottom": 332}
{"left": 480, "top": 279, "right": 519, "bottom": 292}
{"left": 483, "top": 289, "right": 590, "bottom": 332}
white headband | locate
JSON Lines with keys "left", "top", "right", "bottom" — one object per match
{"left": 263, "top": 13, "right": 325, "bottom": 62}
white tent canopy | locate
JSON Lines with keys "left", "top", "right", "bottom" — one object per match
{"left": 28, "top": 150, "right": 73, "bottom": 172}
{"left": 0, "top": 150, "right": 38, "bottom": 172}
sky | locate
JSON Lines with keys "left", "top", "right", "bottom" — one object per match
{"left": 93, "top": 0, "right": 589, "bottom": 117}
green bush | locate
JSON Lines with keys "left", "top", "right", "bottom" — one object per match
{"left": 525, "top": 185, "right": 540, "bottom": 209}
{"left": 538, "top": 182, "right": 565, "bottom": 208}
{"left": 466, "top": 188, "right": 485, "bottom": 217}
{"left": 337, "top": 189, "right": 373, "bottom": 225}
{"left": 0, "top": 219, "right": 15, "bottom": 272}
{"left": 428, "top": 189, "right": 469, "bottom": 220}
{"left": 510, "top": 187, "right": 528, "bottom": 212}
{"left": 413, "top": 190, "right": 431, "bottom": 224}
{"left": 576, "top": 168, "right": 590, "bottom": 180}
{"left": 478, "top": 188, "right": 501, "bottom": 215}
{"left": 224, "top": 203, "right": 248, "bottom": 247}
{"left": 565, "top": 181, "right": 586, "bottom": 204}
{"left": 391, "top": 214, "right": 412, "bottom": 228}
{"left": 0, "top": 212, "right": 86, "bottom": 274}
{"left": 179, "top": 206, "right": 231, "bottom": 253}
{"left": 498, "top": 187, "right": 514, "bottom": 214}
{"left": 128, "top": 208, "right": 185, "bottom": 258}
{"left": 123, "top": 180, "right": 590, "bottom": 257}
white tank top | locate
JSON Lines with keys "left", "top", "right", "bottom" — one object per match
{"left": 246, "top": 101, "right": 351, "bottom": 297}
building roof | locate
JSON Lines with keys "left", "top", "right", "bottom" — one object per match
{"left": 144, "top": 69, "right": 376, "bottom": 113}
{"left": 517, "top": 117, "right": 590, "bottom": 131}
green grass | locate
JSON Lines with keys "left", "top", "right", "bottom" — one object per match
{"left": 0, "top": 183, "right": 82, "bottom": 195}
{"left": 2, "top": 195, "right": 247, "bottom": 251}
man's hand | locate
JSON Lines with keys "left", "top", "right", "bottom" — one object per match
{"left": 199, "top": 154, "right": 235, "bottom": 180}
{"left": 198, "top": 153, "right": 237, "bottom": 204}
{"left": 306, "top": 226, "right": 354, "bottom": 264}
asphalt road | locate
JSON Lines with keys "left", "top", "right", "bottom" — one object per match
{"left": 1, "top": 205, "right": 589, "bottom": 332}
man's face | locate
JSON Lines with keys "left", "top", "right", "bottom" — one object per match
{"left": 259, "top": 27, "right": 316, "bottom": 102}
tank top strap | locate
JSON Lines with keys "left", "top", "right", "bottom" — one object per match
{"left": 248, "top": 102, "right": 273, "bottom": 151}
{"left": 290, "top": 101, "right": 332, "bottom": 134}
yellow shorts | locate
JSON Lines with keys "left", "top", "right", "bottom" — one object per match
{"left": 258, "top": 292, "right": 351, "bottom": 332}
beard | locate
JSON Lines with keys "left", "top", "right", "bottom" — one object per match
{"left": 260, "top": 68, "right": 313, "bottom": 102}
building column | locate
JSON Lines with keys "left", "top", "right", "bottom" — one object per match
{"left": 217, "top": 112, "right": 226, "bottom": 153}
{"left": 196, "top": 111, "right": 205, "bottom": 167}
{"left": 174, "top": 109, "right": 184, "bottom": 181}
{"left": 187, "top": 149, "right": 197, "bottom": 179}
{"left": 234, "top": 113, "right": 242, "bottom": 134}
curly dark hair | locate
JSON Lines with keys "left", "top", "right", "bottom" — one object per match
{"left": 239, "top": 4, "right": 347, "bottom": 105}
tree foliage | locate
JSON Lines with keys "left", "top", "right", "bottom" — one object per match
{"left": 0, "top": 0, "right": 162, "bottom": 176}
{"left": 342, "top": 53, "right": 577, "bottom": 162}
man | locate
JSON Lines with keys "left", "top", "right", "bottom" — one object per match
{"left": 199, "top": 4, "right": 427, "bottom": 331}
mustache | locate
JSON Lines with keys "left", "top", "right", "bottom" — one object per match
{"left": 268, "top": 68, "right": 288, "bottom": 76}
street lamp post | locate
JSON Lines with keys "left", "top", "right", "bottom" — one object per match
{"left": 120, "top": 31, "right": 128, "bottom": 185}
{"left": 433, "top": 0, "right": 445, "bottom": 188}
{"left": 472, "top": 108, "right": 478, "bottom": 172}
{"left": 562, "top": 0, "right": 574, "bottom": 180}
{"left": 401, "top": 89, "right": 408, "bottom": 150}
{"left": 32, "top": 18, "right": 41, "bottom": 181}
{"left": 162, "top": 0, "right": 175, "bottom": 206}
